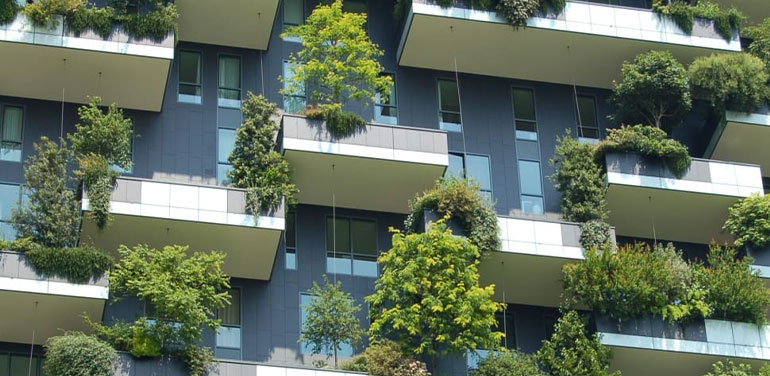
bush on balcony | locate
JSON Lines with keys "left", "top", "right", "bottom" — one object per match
{"left": 579, "top": 220, "right": 612, "bottom": 250}
{"left": 471, "top": 350, "right": 548, "bottom": 376}
{"left": 404, "top": 176, "right": 501, "bottom": 255}
{"left": 746, "top": 19, "right": 770, "bottom": 72}
{"left": 695, "top": 244, "right": 770, "bottom": 325}
{"left": 25, "top": 245, "right": 113, "bottom": 284}
{"left": 281, "top": 0, "right": 392, "bottom": 138}
{"left": 609, "top": 50, "right": 692, "bottom": 132}
{"left": 652, "top": 0, "right": 743, "bottom": 42}
{"left": 723, "top": 193, "right": 770, "bottom": 249}
{"left": 688, "top": 53, "right": 769, "bottom": 113}
{"left": 341, "top": 339, "right": 429, "bottom": 376}
{"left": 496, "top": 0, "right": 540, "bottom": 27}
{"left": 228, "top": 93, "right": 297, "bottom": 213}
{"left": 0, "top": 0, "right": 18, "bottom": 24}
{"left": 550, "top": 131, "right": 607, "bottom": 223}
{"left": 43, "top": 332, "right": 117, "bottom": 376}
{"left": 594, "top": 124, "right": 692, "bottom": 178}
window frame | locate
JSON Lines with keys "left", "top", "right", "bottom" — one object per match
{"left": 446, "top": 152, "right": 493, "bottom": 201}
{"left": 283, "top": 0, "right": 304, "bottom": 29}
{"left": 0, "top": 181, "right": 22, "bottom": 241}
{"left": 216, "top": 287, "right": 242, "bottom": 350}
{"left": 0, "top": 352, "right": 44, "bottom": 376}
{"left": 436, "top": 78, "right": 462, "bottom": 132}
{"left": 286, "top": 210, "right": 297, "bottom": 270}
{"left": 517, "top": 158, "right": 545, "bottom": 215}
{"left": 511, "top": 86, "right": 538, "bottom": 141}
{"left": 0, "top": 104, "right": 25, "bottom": 163}
{"left": 217, "top": 54, "right": 243, "bottom": 108}
{"left": 374, "top": 72, "right": 397, "bottom": 125}
{"left": 282, "top": 60, "right": 307, "bottom": 113}
{"left": 177, "top": 49, "right": 202, "bottom": 105}
{"left": 216, "top": 127, "right": 237, "bottom": 185}
{"left": 575, "top": 93, "right": 600, "bottom": 141}
{"left": 324, "top": 215, "right": 378, "bottom": 278}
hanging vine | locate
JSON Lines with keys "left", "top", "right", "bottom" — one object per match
{"left": 651, "top": 0, "right": 743, "bottom": 42}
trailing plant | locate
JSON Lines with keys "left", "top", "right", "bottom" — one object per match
{"left": 394, "top": 0, "right": 566, "bottom": 25}
{"left": 404, "top": 175, "right": 500, "bottom": 255}
{"left": 25, "top": 245, "right": 113, "bottom": 284}
{"left": 723, "top": 193, "right": 770, "bottom": 249}
{"left": 688, "top": 53, "right": 769, "bottom": 113}
{"left": 67, "top": 3, "right": 115, "bottom": 38}
{"left": 550, "top": 131, "right": 607, "bottom": 223}
{"left": 43, "top": 332, "right": 117, "bottom": 376}
{"left": 281, "top": 0, "right": 391, "bottom": 137}
{"left": 470, "top": 350, "right": 548, "bottom": 376}
{"left": 579, "top": 220, "right": 612, "bottom": 250}
{"left": 609, "top": 50, "right": 692, "bottom": 131}
{"left": 22, "top": 0, "right": 83, "bottom": 27}
{"left": 366, "top": 222, "right": 504, "bottom": 375}
{"left": 746, "top": 19, "right": 770, "bottom": 72}
{"left": 594, "top": 124, "right": 692, "bottom": 178}
{"left": 305, "top": 103, "right": 367, "bottom": 138}
{"left": 536, "top": 310, "right": 619, "bottom": 376}
{"left": 228, "top": 93, "right": 297, "bottom": 213}
{"left": 695, "top": 244, "right": 770, "bottom": 325}
{"left": 300, "top": 275, "right": 365, "bottom": 369}
{"left": 11, "top": 137, "right": 80, "bottom": 249}
{"left": 652, "top": 0, "right": 742, "bottom": 42}
{"left": 0, "top": 0, "right": 18, "bottom": 24}
{"left": 120, "top": 1, "right": 178, "bottom": 41}
{"left": 496, "top": 0, "right": 540, "bottom": 28}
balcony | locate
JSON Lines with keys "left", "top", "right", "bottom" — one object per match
{"left": 0, "top": 13, "right": 174, "bottom": 111}
{"left": 176, "top": 0, "right": 279, "bottom": 50}
{"left": 0, "top": 251, "right": 108, "bottom": 345}
{"left": 397, "top": 0, "right": 740, "bottom": 88}
{"left": 281, "top": 114, "right": 448, "bottom": 213}
{"left": 478, "top": 215, "right": 614, "bottom": 307}
{"left": 604, "top": 152, "right": 763, "bottom": 244}
{"left": 79, "top": 177, "right": 284, "bottom": 280}
{"left": 706, "top": 111, "right": 770, "bottom": 178}
{"left": 598, "top": 316, "right": 770, "bottom": 376}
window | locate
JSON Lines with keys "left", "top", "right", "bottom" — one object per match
{"left": 576, "top": 95, "right": 599, "bottom": 140}
{"left": 374, "top": 73, "right": 397, "bottom": 125}
{"left": 300, "top": 293, "right": 354, "bottom": 356}
{"left": 326, "top": 217, "right": 377, "bottom": 278}
{"left": 342, "top": 0, "right": 366, "bottom": 13}
{"left": 283, "top": 61, "right": 306, "bottom": 113}
{"left": 1, "top": 105, "right": 23, "bottom": 162}
{"left": 446, "top": 153, "right": 492, "bottom": 201}
{"left": 216, "top": 288, "right": 241, "bottom": 349}
{"left": 0, "top": 183, "right": 21, "bottom": 241}
{"left": 512, "top": 88, "right": 537, "bottom": 141}
{"left": 518, "top": 160, "right": 544, "bottom": 214}
{"left": 217, "top": 128, "right": 236, "bottom": 184}
{"left": 284, "top": 0, "right": 303, "bottom": 28}
{"left": 178, "top": 51, "right": 201, "bottom": 104}
{"left": 437, "top": 79, "right": 461, "bottom": 132}
{"left": 218, "top": 56, "right": 241, "bottom": 108}
{"left": 286, "top": 211, "right": 297, "bottom": 270}
{"left": 0, "top": 353, "right": 43, "bottom": 376}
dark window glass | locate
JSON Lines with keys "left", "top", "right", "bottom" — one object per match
{"left": 178, "top": 51, "right": 201, "bottom": 102}
{"left": 1, "top": 105, "right": 23, "bottom": 162}
{"left": 352, "top": 219, "right": 376, "bottom": 256}
{"left": 0, "top": 183, "right": 21, "bottom": 241}
{"left": 286, "top": 211, "right": 297, "bottom": 270}
{"left": 512, "top": 88, "right": 537, "bottom": 140}
{"left": 284, "top": 0, "right": 303, "bottom": 27}
{"left": 438, "top": 79, "right": 461, "bottom": 131}
{"left": 375, "top": 73, "right": 397, "bottom": 124}
{"left": 519, "top": 160, "right": 543, "bottom": 196}
{"left": 343, "top": 0, "right": 366, "bottom": 13}
{"left": 218, "top": 56, "right": 241, "bottom": 104}
{"left": 447, "top": 153, "right": 464, "bottom": 178}
{"left": 217, "top": 289, "right": 240, "bottom": 326}
{"left": 326, "top": 217, "right": 351, "bottom": 253}
{"left": 576, "top": 95, "right": 599, "bottom": 139}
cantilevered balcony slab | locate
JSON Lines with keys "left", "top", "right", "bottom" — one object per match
{"left": 281, "top": 114, "right": 448, "bottom": 213}
{"left": 0, "top": 251, "right": 108, "bottom": 345}
{"left": 398, "top": 0, "right": 740, "bottom": 88}
{"left": 598, "top": 316, "right": 770, "bottom": 376}
{"left": 707, "top": 111, "right": 770, "bottom": 177}
{"left": 0, "top": 14, "right": 173, "bottom": 111}
{"left": 176, "top": 0, "right": 279, "bottom": 50}
{"left": 605, "top": 152, "right": 763, "bottom": 244}
{"left": 79, "top": 177, "right": 284, "bottom": 280}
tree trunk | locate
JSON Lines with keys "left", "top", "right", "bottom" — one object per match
{"left": 334, "top": 347, "right": 338, "bottom": 369}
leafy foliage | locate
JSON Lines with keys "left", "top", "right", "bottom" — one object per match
{"left": 341, "top": 339, "right": 423, "bottom": 376}
{"left": 43, "top": 332, "right": 117, "bottom": 376}
{"left": 22, "top": 0, "right": 83, "bottom": 26}
{"left": 652, "top": 0, "right": 743, "bottom": 41}
{"left": 550, "top": 131, "right": 607, "bottom": 223}
{"left": 300, "top": 275, "right": 365, "bottom": 368}
{"left": 704, "top": 360, "right": 762, "bottom": 376}
{"left": 227, "top": 93, "right": 297, "bottom": 213}
{"left": 579, "top": 220, "right": 612, "bottom": 250}
{"left": 496, "top": 0, "right": 540, "bottom": 27}
{"left": 724, "top": 193, "right": 770, "bottom": 249}
{"left": 11, "top": 137, "right": 80, "bottom": 249}
{"left": 594, "top": 124, "right": 692, "bottom": 178}
{"left": 304, "top": 103, "right": 367, "bottom": 138}
{"left": 404, "top": 176, "right": 500, "bottom": 255}
{"left": 609, "top": 50, "right": 692, "bottom": 131}
{"left": 688, "top": 53, "right": 769, "bottom": 113}
{"left": 25, "top": 245, "right": 113, "bottom": 284}
{"left": 471, "top": 350, "right": 548, "bottom": 376}
{"left": 536, "top": 310, "right": 619, "bottom": 376}
{"left": 695, "top": 244, "right": 770, "bottom": 325}
{"left": 0, "top": 0, "right": 18, "bottom": 24}
{"left": 366, "top": 222, "right": 504, "bottom": 374}
{"left": 120, "top": 1, "right": 177, "bottom": 40}
{"left": 746, "top": 19, "right": 770, "bottom": 72}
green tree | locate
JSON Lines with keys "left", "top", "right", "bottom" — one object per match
{"left": 43, "top": 332, "right": 117, "bottom": 376}
{"left": 300, "top": 274, "right": 365, "bottom": 369}
{"left": 609, "top": 50, "right": 691, "bottom": 131}
{"left": 689, "top": 53, "right": 769, "bottom": 113}
{"left": 704, "top": 360, "right": 755, "bottom": 376}
{"left": 746, "top": 18, "right": 770, "bottom": 71}
{"left": 723, "top": 193, "right": 770, "bottom": 249}
{"left": 11, "top": 137, "right": 80, "bottom": 248}
{"left": 471, "top": 350, "right": 548, "bottom": 376}
{"left": 281, "top": 0, "right": 392, "bottom": 135}
{"left": 537, "top": 310, "right": 620, "bottom": 376}
{"left": 549, "top": 130, "right": 606, "bottom": 223}
{"left": 227, "top": 92, "right": 297, "bottom": 213}
{"left": 366, "top": 222, "right": 504, "bottom": 375}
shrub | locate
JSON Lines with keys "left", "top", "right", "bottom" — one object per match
{"left": 724, "top": 193, "right": 770, "bottom": 249}
{"left": 594, "top": 124, "right": 692, "bottom": 178}
{"left": 25, "top": 245, "right": 113, "bottom": 284}
{"left": 689, "top": 53, "right": 769, "bottom": 113}
{"left": 121, "top": 1, "right": 178, "bottom": 41}
{"left": 609, "top": 50, "right": 691, "bottom": 131}
{"left": 340, "top": 354, "right": 368, "bottom": 372}
{"left": 67, "top": 3, "right": 115, "bottom": 38}
{"left": 23, "top": 0, "right": 84, "bottom": 27}
{"left": 704, "top": 360, "right": 755, "bottom": 376}
{"left": 579, "top": 220, "right": 611, "bottom": 250}
{"left": 43, "top": 332, "right": 117, "bottom": 376}
{"left": 404, "top": 175, "right": 500, "bottom": 255}
{"left": 341, "top": 339, "right": 428, "bottom": 376}
{"left": 304, "top": 103, "right": 367, "bottom": 139}
{"left": 0, "top": 0, "right": 18, "bottom": 24}
{"left": 652, "top": 0, "right": 743, "bottom": 41}
{"left": 537, "top": 310, "right": 619, "bottom": 376}
{"left": 471, "top": 350, "right": 548, "bottom": 376}
{"left": 746, "top": 19, "right": 770, "bottom": 72}
{"left": 496, "top": 0, "right": 539, "bottom": 27}
{"left": 695, "top": 244, "right": 770, "bottom": 325}
{"left": 549, "top": 131, "right": 606, "bottom": 223}
{"left": 182, "top": 346, "right": 214, "bottom": 376}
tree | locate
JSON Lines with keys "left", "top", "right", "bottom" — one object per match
{"left": 227, "top": 93, "right": 297, "bottom": 213}
{"left": 537, "top": 310, "right": 620, "bottom": 376}
{"left": 746, "top": 18, "right": 770, "bottom": 72}
{"left": 43, "top": 332, "right": 117, "bottom": 376}
{"left": 549, "top": 130, "right": 606, "bottom": 223}
{"left": 471, "top": 350, "right": 548, "bottom": 376}
{"left": 300, "top": 274, "right": 365, "bottom": 369}
{"left": 723, "top": 193, "right": 770, "bottom": 249}
{"left": 688, "top": 53, "right": 769, "bottom": 113}
{"left": 281, "top": 0, "right": 392, "bottom": 136}
{"left": 11, "top": 137, "right": 80, "bottom": 248}
{"left": 704, "top": 360, "right": 755, "bottom": 376}
{"left": 341, "top": 339, "right": 427, "bottom": 376}
{"left": 366, "top": 222, "right": 504, "bottom": 375}
{"left": 609, "top": 50, "right": 691, "bottom": 131}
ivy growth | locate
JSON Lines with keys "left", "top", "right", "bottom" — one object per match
{"left": 550, "top": 131, "right": 607, "bottom": 223}
{"left": 594, "top": 124, "right": 692, "bottom": 178}
{"left": 25, "top": 244, "right": 114, "bottom": 284}
{"left": 652, "top": 0, "right": 743, "bottom": 42}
